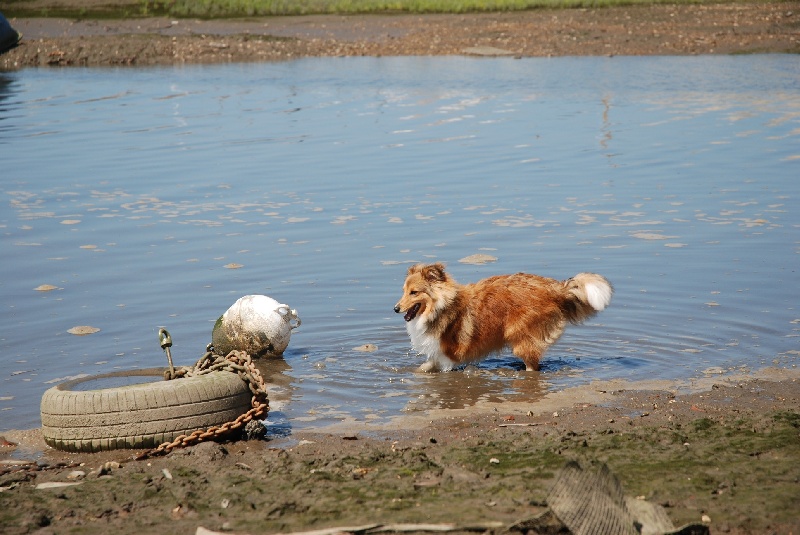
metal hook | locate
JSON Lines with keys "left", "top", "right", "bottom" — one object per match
{"left": 159, "top": 328, "right": 175, "bottom": 378}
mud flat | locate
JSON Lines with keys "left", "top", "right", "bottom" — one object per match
{"left": 2, "top": 368, "right": 799, "bottom": 534}
{"left": 2, "top": 1, "right": 799, "bottom": 68}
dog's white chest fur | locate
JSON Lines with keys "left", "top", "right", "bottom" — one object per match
{"left": 406, "top": 319, "right": 455, "bottom": 372}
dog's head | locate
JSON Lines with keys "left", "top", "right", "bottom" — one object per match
{"left": 393, "top": 262, "right": 450, "bottom": 322}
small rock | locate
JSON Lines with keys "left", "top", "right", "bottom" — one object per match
{"left": 34, "top": 284, "right": 60, "bottom": 292}
{"left": 67, "top": 325, "right": 100, "bottom": 335}
{"left": 36, "top": 481, "right": 82, "bottom": 490}
{"left": 99, "top": 461, "right": 120, "bottom": 475}
{"left": 459, "top": 253, "right": 498, "bottom": 265}
{"left": 171, "top": 504, "right": 190, "bottom": 519}
{"left": 463, "top": 46, "right": 515, "bottom": 56}
{"left": 0, "top": 459, "right": 31, "bottom": 466}
{"left": 187, "top": 441, "right": 228, "bottom": 462}
{"left": 243, "top": 419, "right": 267, "bottom": 440}
{"left": 66, "top": 470, "right": 86, "bottom": 480}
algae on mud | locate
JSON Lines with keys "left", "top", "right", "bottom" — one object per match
{"left": 1, "top": 376, "right": 799, "bottom": 534}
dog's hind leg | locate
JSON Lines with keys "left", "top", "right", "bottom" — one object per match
{"left": 511, "top": 323, "right": 565, "bottom": 371}
{"left": 512, "top": 343, "right": 545, "bottom": 371}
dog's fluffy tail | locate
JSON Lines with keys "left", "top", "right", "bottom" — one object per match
{"left": 563, "top": 273, "right": 613, "bottom": 323}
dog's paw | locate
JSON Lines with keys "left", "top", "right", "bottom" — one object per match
{"left": 417, "top": 360, "right": 439, "bottom": 373}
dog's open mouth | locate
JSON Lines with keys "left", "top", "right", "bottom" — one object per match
{"left": 404, "top": 303, "right": 421, "bottom": 322}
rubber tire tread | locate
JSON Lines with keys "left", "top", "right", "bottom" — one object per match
{"left": 40, "top": 369, "right": 252, "bottom": 452}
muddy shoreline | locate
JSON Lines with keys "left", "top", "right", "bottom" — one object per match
{"left": 2, "top": 369, "right": 799, "bottom": 534}
{"left": 2, "top": 2, "right": 800, "bottom": 68}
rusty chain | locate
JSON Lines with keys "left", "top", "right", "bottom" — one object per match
{"left": 135, "top": 331, "right": 269, "bottom": 460}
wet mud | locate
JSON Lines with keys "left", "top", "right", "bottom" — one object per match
{"left": 2, "top": 373, "right": 799, "bottom": 534}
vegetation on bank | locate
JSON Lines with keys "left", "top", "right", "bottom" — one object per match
{"left": 142, "top": 0, "right": 705, "bottom": 17}
{"left": 4, "top": 0, "right": 730, "bottom": 19}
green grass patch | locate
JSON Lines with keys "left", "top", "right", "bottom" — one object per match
{"left": 144, "top": 0, "right": 709, "bottom": 18}
{"left": 773, "top": 410, "right": 800, "bottom": 428}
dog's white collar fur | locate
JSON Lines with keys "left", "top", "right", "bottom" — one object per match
{"left": 406, "top": 318, "right": 455, "bottom": 372}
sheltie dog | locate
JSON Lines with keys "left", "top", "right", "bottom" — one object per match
{"left": 394, "top": 263, "right": 612, "bottom": 372}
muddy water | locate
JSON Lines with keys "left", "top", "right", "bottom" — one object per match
{"left": 1, "top": 56, "right": 798, "bottom": 435}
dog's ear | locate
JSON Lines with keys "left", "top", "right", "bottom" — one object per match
{"left": 421, "top": 262, "right": 447, "bottom": 282}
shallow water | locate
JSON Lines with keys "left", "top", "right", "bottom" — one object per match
{"left": 1, "top": 55, "right": 799, "bottom": 435}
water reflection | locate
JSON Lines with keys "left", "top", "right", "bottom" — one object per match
{"left": 0, "top": 72, "right": 18, "bottom": 140}
{"left": 406, "top": 365, "right": 548, "bottom": 413}
{"left": 253, "top": 357, "right": 295, "bottom": 438}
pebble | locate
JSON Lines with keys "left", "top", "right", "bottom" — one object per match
{"left": 462, "top": 46, "right": 515, "bottom": 56}
{"left": 459, "top": 253, "right": 498, "bottom": 265}
{"left": 0, "top": 459, "right": 33, "bottom": 466}
{"left": 67, "top": 325, "right": 100, "bottom": 335}
{"left": 36, "top": 481, "right": 82, "bottom": 490}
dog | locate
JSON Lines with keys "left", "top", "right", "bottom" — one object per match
{"left": 394, "top": 263, "right": 612, "bottom": 372}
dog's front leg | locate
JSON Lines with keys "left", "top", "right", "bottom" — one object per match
{"left": 417, "top": 359, "right": 440, "bottom": 373}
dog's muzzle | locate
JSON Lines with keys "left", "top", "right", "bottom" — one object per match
{"left": 395, "top": 303, "right": 421, "bottom": 322}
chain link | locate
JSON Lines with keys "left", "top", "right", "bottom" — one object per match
{"left": 136, "top": 348, "right": 269, "bottom": 460}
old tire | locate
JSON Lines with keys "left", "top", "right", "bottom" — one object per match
{"left": 40, "top": 368, "right": 252, "bottom": 452}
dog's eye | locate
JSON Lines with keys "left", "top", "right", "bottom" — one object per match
{"left": 410, "top": 290, "right": 418, "bottom": 295}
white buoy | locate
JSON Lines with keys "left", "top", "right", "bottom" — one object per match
{"left": 211, "top": 295, "right": 300, "bottom": 357}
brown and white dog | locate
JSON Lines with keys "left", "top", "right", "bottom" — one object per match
{"left": 394, "top": 263, "right": 612, "bottom": 372}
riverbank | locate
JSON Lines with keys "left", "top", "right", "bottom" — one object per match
{"left": 1, "top": 2, "right": 799, "bottom": 68}
{"left": 2, "top": 368, "right": 799, "bottom": 534}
